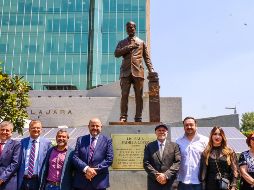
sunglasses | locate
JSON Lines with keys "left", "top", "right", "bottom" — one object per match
{"left": 250, "top": 137, "right": 254, "bottom": 141}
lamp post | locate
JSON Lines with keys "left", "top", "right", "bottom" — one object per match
{"left": 225, "top": 106, "right": 237, "bottom": 114}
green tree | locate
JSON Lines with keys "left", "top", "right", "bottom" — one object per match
{"left": 0, "top": 62, "right": 30, "bottom": 134}
{"left": 240, "top": 112, "right": 254, "bottom": 132}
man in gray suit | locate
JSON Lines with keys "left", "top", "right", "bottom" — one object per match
{"left": 143, "top": 124, "right": 181, "bottom": 190}
{"left": 115, "top": 21, "right": 154, "bottom": 122}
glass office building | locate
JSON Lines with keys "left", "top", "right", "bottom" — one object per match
{"left": 0, "top": 0, "right": 149, "bottom": 90}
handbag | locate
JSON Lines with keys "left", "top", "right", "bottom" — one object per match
{"left": 215, "top": 157, "right": 230, "bottom": 190}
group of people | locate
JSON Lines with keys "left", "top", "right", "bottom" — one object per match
{"left": 0, "top": 116, "right": 254, "bottom": 190}
{"left": 0, "top": 118, "right": 113, "bottom": 190}
{"left": 144, "top": 116, "right": 254, "bottom": 190}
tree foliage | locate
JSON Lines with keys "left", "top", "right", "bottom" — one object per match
{"left": 0, "top": 63, "right": 30, "bottom": 134}
{"left": 240, "top": 112, "right": 254, "bottom": 132}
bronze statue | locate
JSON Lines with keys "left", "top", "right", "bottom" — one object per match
{"left": 115, "top": 21, "right": 154, "bottom": 122}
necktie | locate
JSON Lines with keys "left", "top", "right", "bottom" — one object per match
{"left": 0, "top": 143, "right": 4, "bottom": 157}
{"left": 28, "top": 140, "right": 36, "bottom": 177}
{"left": 159, "top": 143, "right": 163, "bottom": 158}
{"left": 88, "top": 137, "right": 96, "bottom": 164}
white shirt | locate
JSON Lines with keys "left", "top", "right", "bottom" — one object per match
{"left": 157, "top": 140, "right": 166, "bottom": 157}
{"left": 176, "top": 133, "right": 208, "bottom": 184}
{"left": 24, "top": 137, "right": 40, "bottom": 175}
{"left": 0, "top": 140, "right": 8, "bottom": 149}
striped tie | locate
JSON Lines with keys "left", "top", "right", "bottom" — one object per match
{"left": 27, "top": 140, "right": 36, "bottom": 177}
{"left": 88, "top": 137, "right": 96, "bottom": 165}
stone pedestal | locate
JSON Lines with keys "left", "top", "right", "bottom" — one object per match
{"left": 147, "top": 72, "right": 160, "bottom": 122}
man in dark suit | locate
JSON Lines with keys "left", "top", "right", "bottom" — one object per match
{"left": 18, "top": 120, "right": 51, "bottom": 190}
{"left": 40, "top": 129, "right": 74, "bottom": 190}
{"left": 143, "top": 124, "right": 181, "bottom": 190}
{"left": 0, "top": 121, "right": 21, "bottom": 190}
{"left": 72, "top": 118, "right": 113, "bottom": 190}
{"left": 115, "top": 21, "right": 154, "bottom": 122}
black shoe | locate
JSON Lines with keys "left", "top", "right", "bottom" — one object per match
{"left": 134, "top": 118, "right": 142, "bottom": 122}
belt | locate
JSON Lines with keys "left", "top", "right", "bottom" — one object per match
{"left": 23, "top": 175, "right": 39, "bottom": 179}
{"left": 47, "top": 181, "right": 60, "bottom": 186}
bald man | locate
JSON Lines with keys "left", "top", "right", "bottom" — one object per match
{"left": 72, "top": 118, "right": 113, "bottom": 190}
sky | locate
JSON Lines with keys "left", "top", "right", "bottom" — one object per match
{"left": 150, "top": 0, "right": 254, "bottom": 121}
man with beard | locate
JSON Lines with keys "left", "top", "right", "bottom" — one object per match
{"left": 39, "top": 129, "right": 74, "bottom": 190}
{"left": 0, "top": 121, "right": 21, "bottom": 190}
{"left": 143, "top": 124, "right": 181, "bottom": 190}
{"left": 72, "top": 118, "right": 113, "bottom": 190}
{"left": 176, "top": 117, "right": 209, "bottom": 190}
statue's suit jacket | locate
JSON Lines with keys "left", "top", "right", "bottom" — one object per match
{"left": 39, "top": 147, "right": 74, "bottom": 190}
{"left": 143, "top": 140, "right": 181, "bottom": 190}
{"left": 18, "top": 137, "right": 51, "bottom": 189}
{"left": 72, "top": 134, "right": 113, "bottom": 190}
{"left": 115, "top": 36, "right": 153, "bottom": 79}
{"left": 0, "top": 139, "right": 21, "bottom": 190}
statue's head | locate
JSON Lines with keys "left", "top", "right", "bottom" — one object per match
{"left": 126, "top": 21, "right": 136, "bottom": 37}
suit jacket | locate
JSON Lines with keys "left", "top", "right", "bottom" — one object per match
{"left": 18, "top": 137, "right": 51, "bottom": 189}
{"left": 39, "top": 147, "right": 74, "bottom": 190}
{"left": 143, "top": 140, "right": 181, "bottom": 190}
{"left": 115, "top": 36, "right": 153, "bottom": 79}
{"left": 72, "top": 134, "right": 114, "bottom": 190}
{"left": 0, "top": 139, "right": 21, "bottom": 190}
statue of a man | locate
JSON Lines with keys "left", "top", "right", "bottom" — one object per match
{"left": 114, "top": 21, "right": 154, "bottom": 122}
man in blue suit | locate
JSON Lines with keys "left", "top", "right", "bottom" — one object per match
{"left": 0, "top": 121, "right": 21, "bottom": 190}
{"left": 72, "top": 118, "right": 114, "bottom": 190}
{"left": 19, "top": 120, "right": 51, "bottom": 190}
{"left": 40, "top": 129, "right": 74, "bottom": 190}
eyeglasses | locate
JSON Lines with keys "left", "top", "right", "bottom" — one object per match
{"left": 250, "top": 137, "right": 254, "bottom": 141}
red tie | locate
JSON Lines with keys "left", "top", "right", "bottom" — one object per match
{"left": 28, "top": 140, "right": 36, "bottom": 177}
{"left": 0, "top": 143, "right": 3, "bottom": 156}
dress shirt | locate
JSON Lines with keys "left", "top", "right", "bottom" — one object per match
{"left": 47, "top": 147, "right": 67, "bottom": 182}
{"left": 176, "top": 133, "right": 208, "bottom": 184}
{"left": 24, "top": 137, "right": 40, "bottom": 175}
{"left": 0, "top": 140, "right": 7, "bottom": 149}
{"left": 157, "top": 140, "right": 166, "bottom": 157}
{"left": 83, "top": 135, "right": 99, "bottom": 173}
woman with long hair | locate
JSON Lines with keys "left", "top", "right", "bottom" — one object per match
{"left": 239, "top": 132, "right": 254, "bottom": 189}
{"left": 199, "top": 126, "right": 239, "bottom": 190}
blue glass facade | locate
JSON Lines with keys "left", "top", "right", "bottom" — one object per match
{"left": 0, "top": 0, "right": 148, "bottom": 90}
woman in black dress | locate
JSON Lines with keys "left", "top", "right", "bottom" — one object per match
{"left": 199, "top": 126, "right": 239, "bottom": 190}
{"left": 239, "top": 132, "right": 254, "bottom": 189}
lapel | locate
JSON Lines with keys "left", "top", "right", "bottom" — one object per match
{"left": 0, "top": 139, "right": 12, "bottom": 160}
{"left": 162, "top": 140, "right": 170, "bottom": 160}
{"left": 23, "top": 137, "right": 30, "bottom": 158}
{"left": 84, "top": 135, "right": 90, "bottom": 161}
{"left": 60, "top": 147, "right": 72, "bottom": 183}
{"left": 38, "top": 137, "right": 46, "bottom": 164}
{"left": 152, "top": 140, "right": 162, "bottom": 163}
